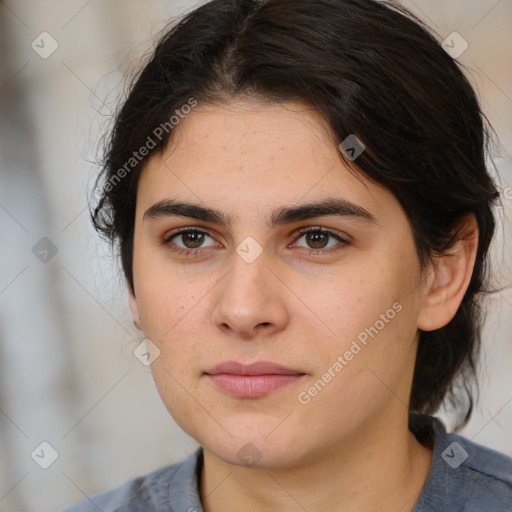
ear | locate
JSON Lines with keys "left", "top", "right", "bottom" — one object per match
{"left": 128, "top": 279, "right": 142, "bottom": 330}
{"left": 417, "top": 214, "right": 479, "bottom": 331}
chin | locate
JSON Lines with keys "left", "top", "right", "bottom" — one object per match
{"left": 200, "top": 428, "right": 311, "bottom": 469}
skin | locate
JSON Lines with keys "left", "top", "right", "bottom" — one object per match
{"left": 128, "top": 100, "right": 479, "bottom": 512}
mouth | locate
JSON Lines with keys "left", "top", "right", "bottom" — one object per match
{"left": 204, "top": 360, "right": 307, "bottom": 398}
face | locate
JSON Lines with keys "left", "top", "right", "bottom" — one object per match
{"left": 129, "top": 100, "right": 430, "bottom": 469}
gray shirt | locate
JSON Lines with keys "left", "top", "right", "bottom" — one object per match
{"left": 59, "top": 414, "right": 512, "bottom": 511}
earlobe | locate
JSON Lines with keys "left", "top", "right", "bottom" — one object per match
{"left": 128, "top": 280, "right": 142, "bottom": 330}
{"left": 417, "top": 214, "right": 479, "bottom": 331}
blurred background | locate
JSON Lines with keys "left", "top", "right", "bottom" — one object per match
{"left": 0, "top": 1, "right": 511, "bottom": 510}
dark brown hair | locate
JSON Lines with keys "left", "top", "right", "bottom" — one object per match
{"left": 91, "top": 0, "right": 500, "bottom": 429}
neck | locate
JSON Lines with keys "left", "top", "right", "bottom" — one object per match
{"left": 199, "top": 410, "right": 433, "bottom": 512}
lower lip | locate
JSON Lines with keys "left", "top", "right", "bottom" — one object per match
{"left": 206, "top": 373, "right": 306, "bottom": 398}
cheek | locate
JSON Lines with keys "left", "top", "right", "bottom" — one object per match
{"left": 298, "top": 269, "right": 399, "bottom": 340}
{"left": 133, "top": 278, "right": 209, "bottom": 403}
{"left": 150, "top": 359, "right": 205, "bottom": 440}
{"left": 301, "top": 256, "right": 421, "bottom": 375}
{"left": 135, "top": 264, "right": 213, "bottom": 339}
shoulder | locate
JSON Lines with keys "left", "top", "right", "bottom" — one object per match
{"left": 58, "top": 464, "right": 179, "bottom": 512}
{"left": 447, "top": 429, "right": 512, "bottom": 503}
{"left": 58, "top": 448, "right": 203, "bottom": 512}
{"left": 412, "top": 414, "right": 512, "bottom": 512}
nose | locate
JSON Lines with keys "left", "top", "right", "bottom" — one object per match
{"left": 211, "top": 250, "right": 289, "bottom": 341}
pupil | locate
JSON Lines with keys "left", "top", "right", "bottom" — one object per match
{"left": 185, "top": 231, "right": 204, "bottom": 248}
{"left": 308, "top": 232, "right": 327, "bottom": 249}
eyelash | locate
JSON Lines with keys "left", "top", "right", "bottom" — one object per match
{"left": 160, "top": 226, "right": 350, "bottom": 258}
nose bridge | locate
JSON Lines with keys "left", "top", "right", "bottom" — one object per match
{"left": 224, "top": 244, "right": 269, "bottom": 301}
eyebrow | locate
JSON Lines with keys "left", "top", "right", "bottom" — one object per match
{"left": 142, "top": 197, "right": 378, "bottom": 227}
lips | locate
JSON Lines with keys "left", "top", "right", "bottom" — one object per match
{"left": 204, "top": 360, "right": 307, "bottom": 398}
{"left": 205, "top": 360, "right": 305, "bottom": 376}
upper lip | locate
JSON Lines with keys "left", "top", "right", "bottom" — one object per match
{"left": 205, "top": 360, "right": 305, "bottom": 376}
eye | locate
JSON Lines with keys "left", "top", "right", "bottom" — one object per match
{"left": 161, "top": 228, "right": 218, "bottom": 256}
{"left": 292, "top": 227, "right": 350, "bottom": 255}
{"left": 161, "top": 226, "right": 350, "bottom": 258}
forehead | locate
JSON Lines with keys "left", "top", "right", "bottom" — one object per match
{"left": 161, "top": 100, "right": 338, "bottom": 168}
{"left": 135, "top": 100, "right": 396, "bottom": 225}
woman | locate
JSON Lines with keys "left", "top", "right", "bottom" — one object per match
{"left": 61, "top": 0, "right": 512, "bottom": 510}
